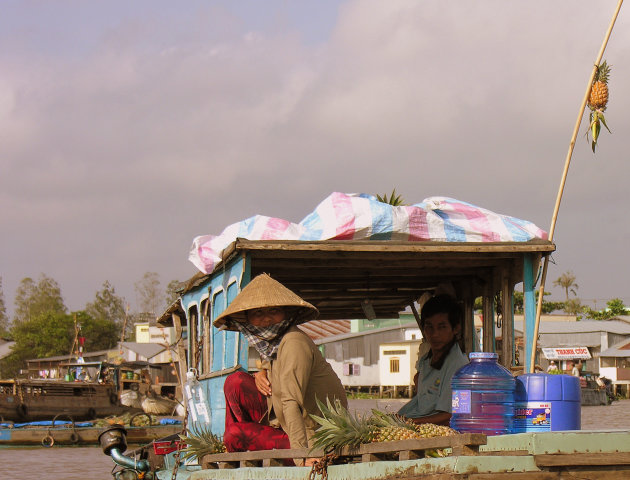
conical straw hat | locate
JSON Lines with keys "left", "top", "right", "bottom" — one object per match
{"left": 213, "top": 273, "right": 318, "bottom": 329}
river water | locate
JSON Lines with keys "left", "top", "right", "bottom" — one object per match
{"left": 2, "top": 400, "right": 629, "bottom": 479}
{"left": 0, "top": 446, "right": 115, "bottom": 480}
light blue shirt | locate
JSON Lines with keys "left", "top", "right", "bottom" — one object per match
{"left": 398, "top": 343, "right": 468, "bottom": 418}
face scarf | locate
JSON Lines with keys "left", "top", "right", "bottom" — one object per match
{"left": 229, "top": 317, "right": 294, "bottom": 362}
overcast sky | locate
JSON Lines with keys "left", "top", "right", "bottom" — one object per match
{"left": 2, "top": 1, "right": 629, "bottom": 317}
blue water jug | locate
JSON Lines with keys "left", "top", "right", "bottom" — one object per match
{"left": 451, "top": 352, "right": 515, "bottom": 435}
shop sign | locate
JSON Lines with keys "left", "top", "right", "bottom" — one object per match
{"left": 542, "top": 347, "right": 591, "bottom": 360}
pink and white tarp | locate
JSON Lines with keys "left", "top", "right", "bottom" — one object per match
{"left": 189, "top": 192, "right": 548, "bottom": 274}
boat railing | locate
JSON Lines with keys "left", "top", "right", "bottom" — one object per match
{"left": 199, "top": 433, "right": 487, "bottom": 469}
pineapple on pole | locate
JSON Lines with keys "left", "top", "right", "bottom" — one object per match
{"left": 586, "top": 61, "right": 612, "bottom": 152}
{"left": 529, "top": 0, "right": 623, "bottom": 373}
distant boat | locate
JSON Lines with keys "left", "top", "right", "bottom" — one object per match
{"left": 0, "top": 361, "right": 143, "bottom": 422}
{"left": 0, "top": 420, "right": 182, "bottom": 447}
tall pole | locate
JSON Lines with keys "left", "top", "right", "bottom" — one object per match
{"left": 529, "top": 0, "right": 624, "bottom": 372}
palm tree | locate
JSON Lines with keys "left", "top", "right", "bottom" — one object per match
{"left": 553, "top": 271, "right": 579, "bottom": 301}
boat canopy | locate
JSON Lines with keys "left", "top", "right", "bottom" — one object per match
{"left": 202, "top": 238, "right": 554, "bottom": 321}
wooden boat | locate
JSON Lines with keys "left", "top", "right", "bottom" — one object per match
{"left": 97, "top": 196, "right": 626, "bottom": 479}
{"left": 103, "top": 234, "right": 561, "bottom": 479}
{"left": 0, "top": 361, "right": 145, "bottom": 422}
{"left": 0, "top": 421, "right": 182, "bottom": 447}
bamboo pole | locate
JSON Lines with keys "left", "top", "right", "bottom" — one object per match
{"left": 529, "top": 0, "right": 624, "bottom": 372}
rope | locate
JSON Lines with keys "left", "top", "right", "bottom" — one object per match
{"left": 170, "top": 409, "right": 189, "bottom": 480}
{"left": 308, "top": 452, "right": 338, "bottom": 480}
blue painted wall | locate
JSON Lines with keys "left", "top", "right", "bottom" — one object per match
{"left": 181, "top": 255, "right": 251, "bottom": 434}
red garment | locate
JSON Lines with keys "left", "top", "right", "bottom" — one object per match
{"left": 223, "top": 370, "right": 291, "bottom": 453}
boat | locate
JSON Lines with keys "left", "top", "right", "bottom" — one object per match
{"left": 0, "top": 361, "right": 145, "bottom": 422}
{"left": 102, "top": 193, "right": 608, "bottom": 480}
{"left": 0, "top": 415, "right": 182, "bottom": 447}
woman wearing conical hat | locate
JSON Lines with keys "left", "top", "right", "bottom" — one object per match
{"left": 216, "top": 273, "right": 347, "bottom": 466}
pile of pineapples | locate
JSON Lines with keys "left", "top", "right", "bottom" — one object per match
{"left": 311, "top": 398, "right": 457, "bottom": 456}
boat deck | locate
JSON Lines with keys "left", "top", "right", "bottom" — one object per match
{"left": 169, "top": 431, "right": 630, "bottom": 480}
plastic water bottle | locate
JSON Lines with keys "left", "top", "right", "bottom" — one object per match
{"left": 451, "top": 352, "right": 515, "bottom": 435}
{"left": 184, "top": 369, "right": 211, "bottom": 426}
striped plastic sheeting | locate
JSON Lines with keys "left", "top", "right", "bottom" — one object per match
{"left": 189, "top": 192, "right": 548, "bottom": 274}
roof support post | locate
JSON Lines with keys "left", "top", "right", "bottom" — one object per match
{"left": 482, "top": 286, "right": 494, "bottom": 352}
{"left": 523, "top": 254, "right": 536, "bottom": 373}
{"left": 462, "top": 285, "right": 475, "bottom": 355}
{"left": 501, "top": 273, "right": 514, "bottom": 370}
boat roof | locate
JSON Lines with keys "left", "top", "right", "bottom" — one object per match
{"left": 203, "top": 238, "right": 555, "bottom": 320}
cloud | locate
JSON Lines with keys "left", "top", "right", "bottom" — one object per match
{"left": 2, "top": 1, "right": 630, "bottom": 314}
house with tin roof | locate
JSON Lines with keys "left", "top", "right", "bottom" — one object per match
{"left": 511, "top": 319, "right": 630, "bottom": 376}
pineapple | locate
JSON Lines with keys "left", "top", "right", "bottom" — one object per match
{"left": 310, "top": 398, "right": 457, "bottom": 456}
{"left": 310, "top": 398, "right": 374, "bottom": 453}
{"left": 588, "top": 61, "right": 610, "bottom": 110}
{"left": 179, "top": 425, "right": 226, "bottom": 463}
{"left": 586, "top": 61, "right": 612, "bottom": 153}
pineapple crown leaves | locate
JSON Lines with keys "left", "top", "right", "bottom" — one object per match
{"left": 376, "top": 189, "right": 405, "bottom": 206}
{"left": 178, "top": 425, "right": 226, "bottom": 462}
{"left": 594, "top": 60, "right": 611, "bottom": 84}
{"left": 310, "top": 397, "right": 371, "bottom": 453}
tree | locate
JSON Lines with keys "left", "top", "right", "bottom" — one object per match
{"left": 584, "top": 298, "right": 629, "bottom": 320}
{"left": 0, "top": 310, "right": 119, "bottom": 378}
{"left": 0, "top": 277, "right": 8, "bottom": 335}
{"left": 475, "top": 290, "right": 562, "bottom": 315}
{"left": 135, "top": 272, "right": 161, "bottom": 316}
{"left": 553, "top": 271, "right": 579, "bottom": 301}
{"left": 564, "top": 298, "right": 583, "bottom": 316}
{"left": 13, "top": 274, "right": 66, "bottom": 325}
{"left": 165, "top": 279, "right": 183, "bottom": 306}
{"left": 76, "top": 311, "right": 119, "bottom": 352}
{"left": 85, "top": 281, "right": 127, "bottom": 329}
{"left": 512, "top": 291, "right": 564, "bottom": 314}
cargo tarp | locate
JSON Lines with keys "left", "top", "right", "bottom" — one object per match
{"left": 189, "top": 192, "right": 548, "bottom": 274}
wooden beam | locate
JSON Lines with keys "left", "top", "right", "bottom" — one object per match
{"left": 171, "top": 312, "right": 188, "bottom": 390}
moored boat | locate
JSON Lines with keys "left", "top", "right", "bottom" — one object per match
{"left": 0, "top": 416, "right": 182, "bottom": 447}
{"left": 0, "top": 361, "right": 146, "bottom": 422}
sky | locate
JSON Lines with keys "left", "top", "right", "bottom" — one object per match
{"left": 2, "top": 0, "right": 630, "bottom": 318}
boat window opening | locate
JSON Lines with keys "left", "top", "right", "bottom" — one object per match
{"left": 200, "top": 298, "right": 210, "bottom": 374}
{"left": 188, "top": 304, "right": 199, "bottom": 372}
{"left": 226, "top": 280, "right": 240, "bottom": 370}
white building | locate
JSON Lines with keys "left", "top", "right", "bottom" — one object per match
{"left": 379, "top": 339, "right": 426, "bottom": 397}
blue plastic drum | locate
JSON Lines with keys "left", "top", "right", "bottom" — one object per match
{"left": 514, "top": 373, "right": 581, "bottom": 432}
